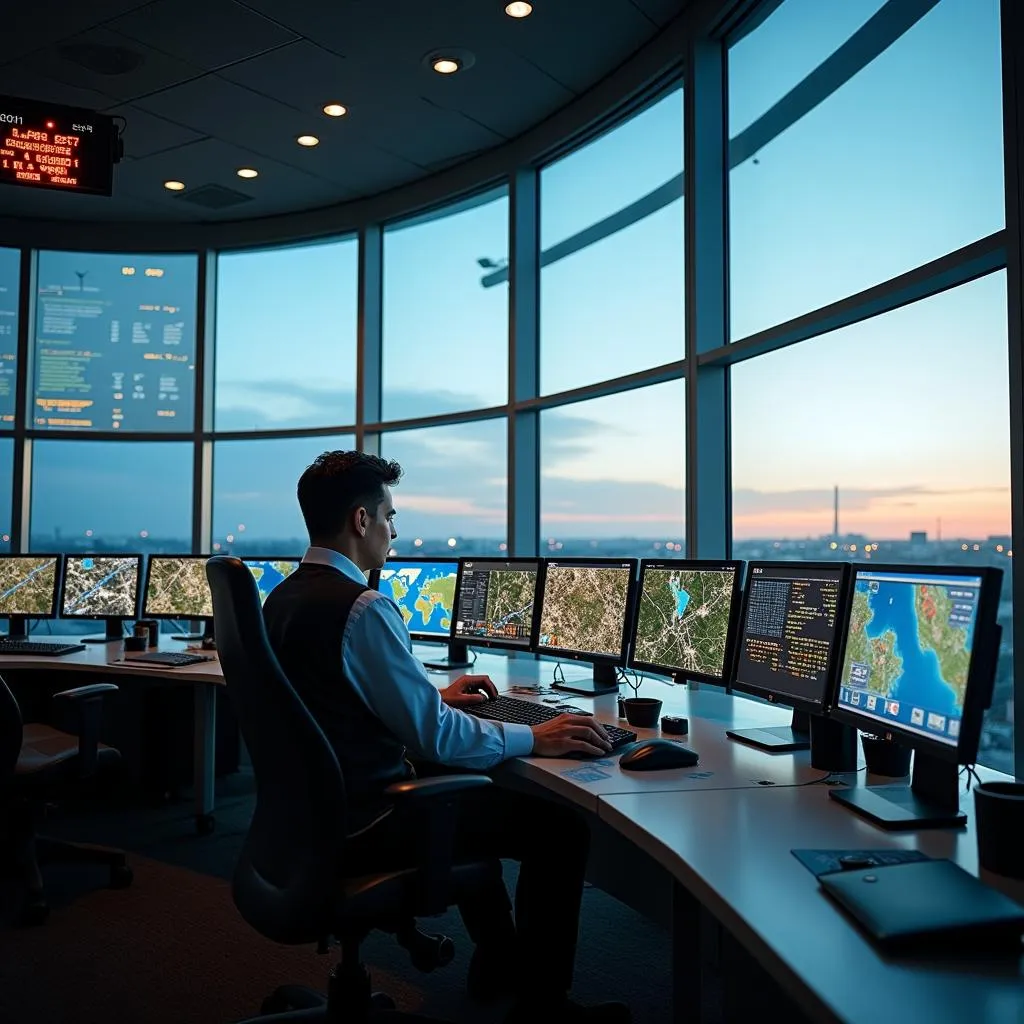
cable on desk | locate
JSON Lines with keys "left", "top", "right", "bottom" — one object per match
{"left": 800, "top": 766, "right": 867, "bottom": 786}
{"left": 959, "top": 764, "right": 981, "bottom": 791}
{"left": 552, "top": 662, "right": 566, "bottom": 684}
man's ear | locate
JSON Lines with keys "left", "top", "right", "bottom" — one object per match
{"left": 352, "top": 505, "right": 368, "bottom": 537}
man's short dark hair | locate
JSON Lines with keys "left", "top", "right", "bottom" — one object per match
{"left": 297, "top": 450, "right": 403, "bottom": 542}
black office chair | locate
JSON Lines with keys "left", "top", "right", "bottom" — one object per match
{"left": 206, "top": 555, "right": 499, "bottom": 1023}
{"left": 0, "top": 674, "right": 132, "bottom": 925}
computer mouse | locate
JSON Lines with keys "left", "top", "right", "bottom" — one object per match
{"left": 618, "top": 738, "right": 699, "bottom": 772}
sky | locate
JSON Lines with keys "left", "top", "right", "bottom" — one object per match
{"left": 0, "top": 0, "right": 1012, "bottom": 551}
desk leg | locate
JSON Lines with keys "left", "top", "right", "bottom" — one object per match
{"left": 194, "top": 684, "right": 216, "bottom": 835}
{"left": 672, "top": 881, "right": 722, "bottom": 1024}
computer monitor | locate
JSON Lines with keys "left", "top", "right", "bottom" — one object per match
{"left": 141, "top": 555, "right": 214, "bottom": 640}
{"left": 727, "top": 561, "right": 852, "bottom": 755}
{"left": 0, "top": 554, "right": 61, "bottom": 637}
{"left": 535, "top": 558, "right": 638, "bottom": 695}
{"left": 451, "top": 557, "right": 541, "bottom": 653}
{"left": 242, "top": 558, "right": 301, "bottom": 605}
{"left": 368, "top": 556, "right": 465, "bottom": 669}
{"left": 828, "top": 564, "right": 1003, "bottom": 830}
{"left": 628, "top": 559, "right": 744, "bottom": 685}
{"left": 59, "top": 554, "right": 142, "bottom": 642}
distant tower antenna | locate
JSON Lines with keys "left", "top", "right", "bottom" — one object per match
{"left": 833, "top": 485, "right": 839, "bottom": 537}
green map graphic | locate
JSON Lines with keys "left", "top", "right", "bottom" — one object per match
{"left": 843, "top": 588, "right": 904, "bottom": 698}
{"left": 482, "top": 570, "right": 535, "bottom": 636}
{"left": 915, "top": 585, "right": 971, "bottom": 708}
{"left": 0, "top": 557, "right": 57, "bottom": 615}
{"left": 538, "top": 566, "right": 629, "bottom": 657}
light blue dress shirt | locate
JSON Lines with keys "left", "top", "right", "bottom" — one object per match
{"left": 302, "top": 547, "right": 535, "bottom": 767}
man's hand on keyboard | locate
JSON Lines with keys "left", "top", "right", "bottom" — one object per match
{"left": 531, "top": 714, "right": 613, "bottom": 758}
{"left": 442, "top": 674, "right": 498, "bottom": 708}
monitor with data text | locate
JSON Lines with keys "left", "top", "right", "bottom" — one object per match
{"left": 452, "top": 558, "right": 541, "bottom": 652}
{"left": 629, "top": 559, "right": 744, "bottom": 684}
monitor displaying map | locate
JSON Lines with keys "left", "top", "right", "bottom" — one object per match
{"left": 837, "top": 568, "right": 984, "bottom": 746}
{"left": 536, "top": 559, "right": 636, "bottom": 662}
{"left": 0, "top": 554, "right": 60, "bottom": 617}
{"left": 630, "top": 560, "right": 742, "bottom": 682}
{"left": 243, "top": 558, "right": 300, "bottom": 605}
{"left": 61, "top": 554, "right": 141, "bottom": 618}
{"left": 375, "top": 558, "right": 458, "bottom": 639}
{"left": 143, "top": 555, "right": 213, "bottom": 619}
{"left": 453, "top": 558, "right": 540, "bottom": 650}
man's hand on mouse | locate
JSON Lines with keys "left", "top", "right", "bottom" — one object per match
{"left": 442, "top": 674, "right": 498, "bottom": 707}
{"left": 531, "top": 714, "right": 612, "bottom": 757}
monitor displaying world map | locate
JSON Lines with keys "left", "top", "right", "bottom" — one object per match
{"left": 377, "top": 559, "right": 458, "bottom": 639}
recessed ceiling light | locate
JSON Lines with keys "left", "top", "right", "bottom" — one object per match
{"left": 163, "top": 180, "right": 185, "bottom": 191}
{"left": 296, "top": 134, "right": 320, "bottom": 147}
{"left": 323, "top": 103, "right": 348, "bottom": 117}
{"left": 424, "top": 48, "right": 475, "bottom": 75}
{"left": 505, "top": 1, "right": 533, "bottom": 16}
{"left": 432, "top": 57, "right": 460, "bottom": 74}
{"left": 236, "top": 167, "right": 259, "bottom": 179}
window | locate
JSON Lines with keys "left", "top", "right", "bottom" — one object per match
{"left": 730, "top": 273, "right": 1012, "bottom": 772}
{"left": 0, "top": 247, "right": 18, "bottom": 427}
{"left": 0, "top": 438, "right": 12, "bottom": 550}
{"left": 540, "top": 89, "right": 684, "bottom": 395}
{"left": 212, "top": 434, "right": 354, "bottom": 555}
{"left": 728, "top": 0, "right": 1004, "bottom": 340}
{"left": 32, "top": 251, "right": 198, "bottom": 431}
{"left": 215, "top": 239, "right": 358, "bottom": 431}
{"left": 379, "top": 419, "right": 507, "bottom": 556}
{"left": 540, "top": 379, "right": 685, "bottom": 557}
{"left": 382, "top": 191, "right": 509, "bottom": 420}
{"left": 29, "top": 440, "right": 193, "bottom": 553}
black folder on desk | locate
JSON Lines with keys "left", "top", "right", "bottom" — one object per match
{"left": 820, "top": 859, "right": 1024, "bottom": 951}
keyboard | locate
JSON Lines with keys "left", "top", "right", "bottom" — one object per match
{"left": 466, "top": 694, "right": 637, "bottom": 751}
{"left": 0, "top": 639, "right": 87, "bottom": 657}
{"left": 123, "top": 651, "right": 214, "bottom": 667}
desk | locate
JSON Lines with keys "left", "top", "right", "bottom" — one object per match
{"left": 1, "top": 636, "right": 223, "bottom": 832}
{"left": 599, "top": 784, "right": 1024, "bottom": 1024}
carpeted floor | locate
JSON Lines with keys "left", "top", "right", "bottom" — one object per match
{"left": 0, "top": 770, "right": 672, "bottom": 1024}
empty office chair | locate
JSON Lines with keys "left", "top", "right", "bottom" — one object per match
{"left": 206, "top": 555, "right": 499, "bottom": 1023}
{"left": 0, "top": 674, "right": 132, "bottom": 925}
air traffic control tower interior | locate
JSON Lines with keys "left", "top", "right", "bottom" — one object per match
{"left": 1, "top": 1, "right": 1023, "bottom": 1022}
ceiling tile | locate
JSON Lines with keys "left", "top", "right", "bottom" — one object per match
{"left": 109, "top": 0, "right": 300, "bottom": 72}
{"left": 0, "top": 67, "right": 117, "bottom": 113}
{"left": 104, "top": 104, "right": 206, "bottom": 159}
{"left": 0, "top": 183, "right": 175, "bottom": 222}
{"left": 0, "top": 1, "right": 152, "bottom": 64}
{"left": 631, "top": 0, "right": 692, "bottom": 27}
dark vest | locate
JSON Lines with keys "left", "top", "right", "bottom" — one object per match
{"left": 262, "top": 562, "right": 410, "bottom": 833}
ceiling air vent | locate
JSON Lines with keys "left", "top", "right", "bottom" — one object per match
{"left": 57, "top": 44, "right": 143, "bottom": 75}
{"left": 180, "top": 185, "right": 254, "bottom": 209}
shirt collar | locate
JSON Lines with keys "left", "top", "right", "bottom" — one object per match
{"left": 302, "top": 546, "right": 369, "bottom": 585}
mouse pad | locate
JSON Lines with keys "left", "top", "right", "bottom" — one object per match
{"left": 791, "top": 848, "right": 930, "bottom": 878}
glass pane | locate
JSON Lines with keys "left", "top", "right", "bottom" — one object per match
{"left": 0, "top": 438, "right": 12, "bottom": 550}
{"left": 382, "top": 191, "right": 508, "bottom": 419}
{"left": 730, "top": 273, "right": 1012, "bottom": 772}
{"left": 29, "top": 440, "right": 193, "bottom": 552}
{"left": 379, "top": 420, "right": 507, "bottom": 557}
{"left": 33, "top": 251, "right": 198, "bottom": 431}
{"left": 540, "top": 380, "right": 685, "bottom": 558}
{"left": 215, "top": 239, "right": 358, "bottom": 430}
{"left": 0, "top": 247, "right": 19, "bottom": 427}
{"left": 212, "top": 434, "right": 353, "bottom": 555}
{"left": 541, "top": 90, "right": 684, "bottom": 394}
{"left": 728, "top": 0, "right": 1004, "bottom": 340}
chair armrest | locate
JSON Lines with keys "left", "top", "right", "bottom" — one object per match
{"left": 52, "top": 683, "right": 119, "bottom": 778}
{"left": 383, "top": 774, "right": 493, "bottom": 915}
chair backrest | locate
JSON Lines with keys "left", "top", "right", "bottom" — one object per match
{"left": 0, "top": 673, "right": 23, "bottom": 785}
{"left": 206, "top": 555, "right": 349, "bottom": 944}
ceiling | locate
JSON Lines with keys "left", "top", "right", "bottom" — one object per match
{"left": 0, "top": 0, "right": 688, "bottom": 225}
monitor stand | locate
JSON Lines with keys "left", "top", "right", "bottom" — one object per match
{"left": 829, "top": 750, "right": 966, "bottom": 830}
{"left": 552, "top": 663, "right": 619, "bottom": 697}
{"left": 726, "top": 709, "right": 811, "bottom": 752}
{"left": 809, "top": 715, "right": 858, "bottom": 773}
{"left": 172, "top": 620, "right": 211, "bottom": 643}
{"left": 2, "top": 614, "right": 29, "bottom": 639}
{"left": 81, "top": 617, "right": 127, "bottom": 643}
{"left": 422, "top": 641, "right": 473, "bottom": 671}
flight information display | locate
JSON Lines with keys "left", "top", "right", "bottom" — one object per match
{"left": 33, "top": 251, "right": 197, "bottom": 431}
{"left": 143, "top": 556, "right": 213, "bottom": 619}
{"left": 1, "top": 95, "right": 116, "bottom": 196}
{"left": 0, "top": 247, "right": 17, "bottom": 424}
{"left": 61, "top": 555, "right": 140, "bottom": 618}
{"left": 733, "top": 563, "right": 846, "bottom": 707}
{"left": 837, "top": 569, "right": 983, "bottom": 747}
{"left": 453, "top": 558, "right": 540, "bottom": 649}
{"left": 244, "top": 558, "right": 300, "bottom": 605}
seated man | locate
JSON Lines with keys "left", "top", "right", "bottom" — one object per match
{"left": 263, "top": 450, "right": 629, "bottom": 1024}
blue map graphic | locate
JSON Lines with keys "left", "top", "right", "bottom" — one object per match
{"left": 673, "top": 586, "right": 691, "bottom": 618}
{"left": 246, "top": 560, "right": 300, "bottom": 605}
{"left": 379, "top": 562, "right": 457, "bottom": 638}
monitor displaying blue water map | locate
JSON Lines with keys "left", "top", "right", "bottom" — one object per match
{"left": 244, "top": 559, "right": 300, "bottom": 605}
{"left": 837, "top": 569, "right": 982, "bottom": 746}
{"left": 377, "top": 559, "right": 458, "bottom": 639}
